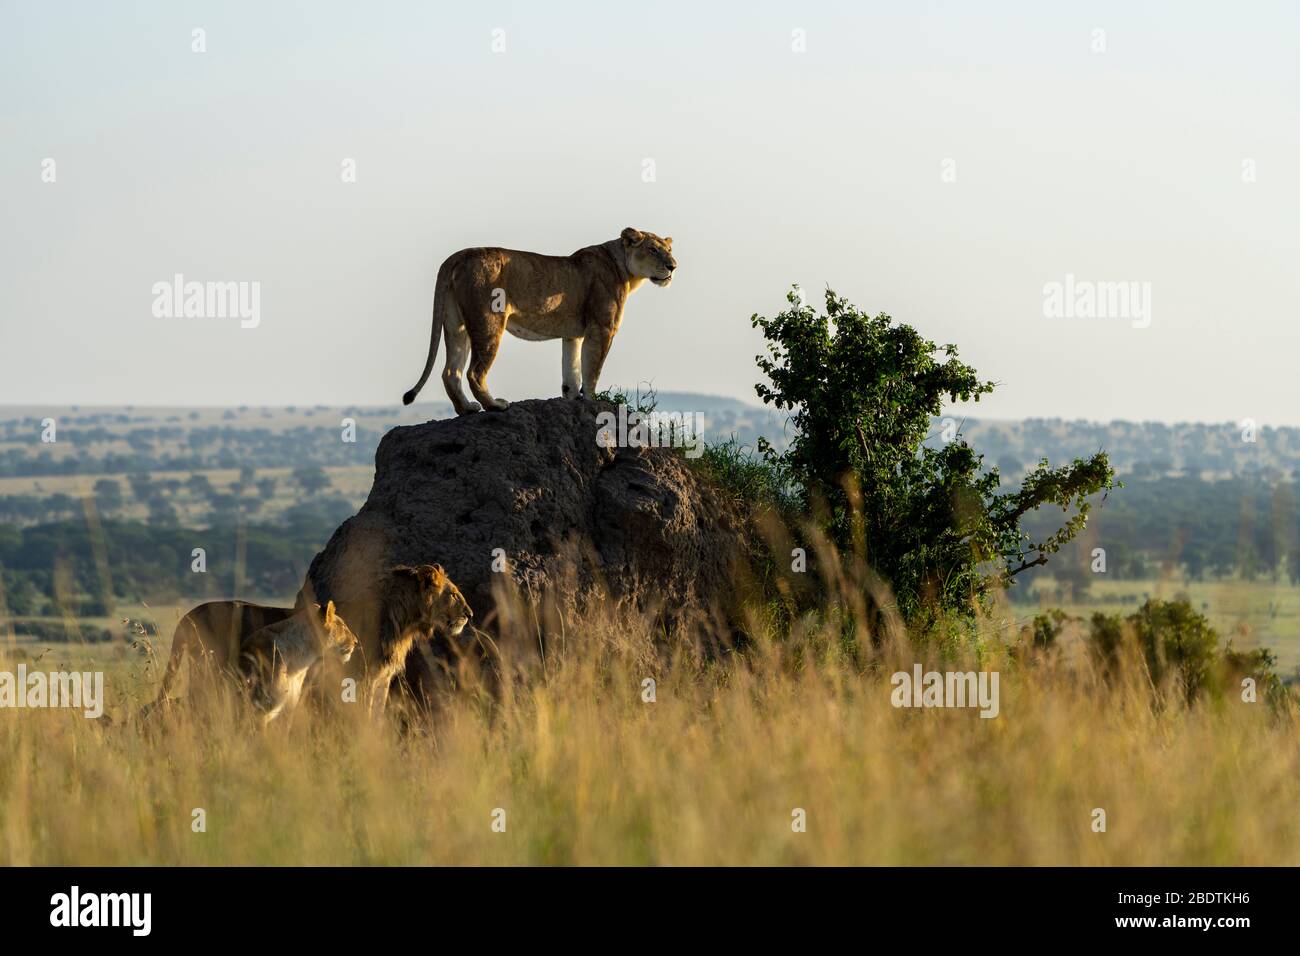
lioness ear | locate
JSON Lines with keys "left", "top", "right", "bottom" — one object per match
{"left": 620, "top": 227, "right": 643, "bottom": 246}
{"left": 324, "top": 600, "right": 337, "bottom": 626}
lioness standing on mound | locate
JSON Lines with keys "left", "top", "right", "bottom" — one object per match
{"left": 402, "top": 227, "right": 676, "bottom": 414}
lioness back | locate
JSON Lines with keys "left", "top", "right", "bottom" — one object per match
{"left": 153, "top": 600, "right": 294, "bottom": 704}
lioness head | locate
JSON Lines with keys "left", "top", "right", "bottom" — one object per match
{"left": 320, "top": 600, "right": 359, "bottom": 662}
{"left": 620, "top": 227, "right": 676, "bottom": 287}
{"left": 391, "top": 564, "right": 474, "bottom": 639}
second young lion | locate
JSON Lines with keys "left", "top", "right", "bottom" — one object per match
{"left": 239, "top": 600, "right": 358, "bottom": 727}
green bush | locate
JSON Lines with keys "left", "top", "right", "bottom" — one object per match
{"left": 1222, "top": 645, "right": 1288, "bottom": 705}
{"left": 1084, "top": 598, "right": 1288, "bottom": 706}
{"left": 750, "top": 287, "right": 1116, "bottom": 622}
{"left": 1027, "top": 608, "right": 1069, "bottom": 649}
{"left": 1127, "top": 598, "right": 1219, "bottom": 700}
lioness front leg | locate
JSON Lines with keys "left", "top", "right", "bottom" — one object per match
{"left": 580, "top": 331, "right": 614, "bottom": 398}
{"left": 562, "top": 338, "right": 583, "bottom": 398}
{"left": 368, "top": 675, "right": 392, "bottom": 720}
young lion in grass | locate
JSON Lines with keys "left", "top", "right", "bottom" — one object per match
{"left": 299, "top": 563, "right": 475, "bottom": 718}
{"left": 238, "top": 601, "right": 358, "bottom": 727}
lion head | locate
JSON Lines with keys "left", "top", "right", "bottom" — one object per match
{"left": 390, "top": 564, "right": 474, "bottom": 639}
{"left": 620, "top": 227, "right": 676, "bottom": 287}
{"left": 319, "top": 600, "right": 359, "bottom": 663}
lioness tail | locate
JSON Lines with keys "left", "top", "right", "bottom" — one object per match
{"left": 403, "top": 260, "right": 454, "bottom": 405}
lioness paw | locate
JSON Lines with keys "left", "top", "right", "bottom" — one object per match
{"left": 459, "top": 402, "right": 483, "bottom": 415}
{"left": 489, "top": 398, "right": 510, "bottom": 411}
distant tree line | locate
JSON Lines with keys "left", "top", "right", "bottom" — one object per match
{"left": 0, "top": 424, "right": 381, "bottom": 478}
{"left": 0, "top": 465, "right": 339, "bottom": 528}
{"left": 0, "top": 497, "right": 354, "bottom": 618}
{"left": 942, "top": 417, "right": 1300, "bottom": 480}
{"left": 11, "top": 406, "right": 1300, "bottom": 481}
{"left": 1016, "top": 473, "right": 1300, "bottom": 593}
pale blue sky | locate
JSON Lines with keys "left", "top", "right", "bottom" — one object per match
{"left": 3, "top": 1, "right": 1299, "bottom": 423}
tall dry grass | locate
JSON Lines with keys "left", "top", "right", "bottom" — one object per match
{"left": 1, "top": 570, "right": 1296, "bottom": 866}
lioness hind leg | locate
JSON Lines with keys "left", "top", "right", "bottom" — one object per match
{"left": 466, "top": 318, "right": 509, "bottom": 411}
{"left": 441, "top": 306, "right": 482, "bottom": 415}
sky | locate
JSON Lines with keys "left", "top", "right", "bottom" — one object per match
{"left": 3, "top": 1, "right": 1299, "bottom": 424}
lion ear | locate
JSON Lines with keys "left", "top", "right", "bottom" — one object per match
{"left": 620, "top": 227, "right": 643, "bottom": 246}
{"left": 664, "top": 236, "right": 673, "bottom": 246}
